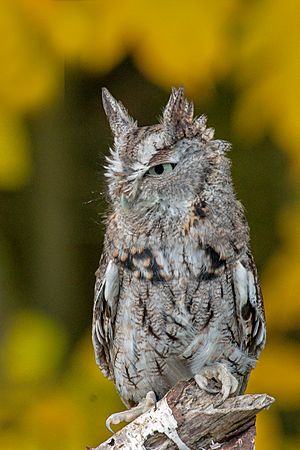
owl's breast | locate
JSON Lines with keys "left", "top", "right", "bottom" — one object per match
{"left": 110, "top": 272, "right": 195, "bottom": 404}
{"left": 108, "top": 233, "right": 227, "bottom": 284}
{"left": 109, "top": 258, "right": 233, "bottom": 405}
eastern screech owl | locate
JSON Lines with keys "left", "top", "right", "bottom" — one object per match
{"left": 92, "top": 87, "right": 266, "bottom": 429}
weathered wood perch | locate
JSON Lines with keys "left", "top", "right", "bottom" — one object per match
{"left": 91, "top": 379, "right": 274, "bottom": 450}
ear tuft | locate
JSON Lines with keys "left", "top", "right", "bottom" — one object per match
{"left": 102, "top": 88, "right": 137, "bottom": 140}
{"left": 162, "top": 87, "right": 195, "bottom": 142}
{"left": 163, "top": 87, "right": 186, "bottom": 127}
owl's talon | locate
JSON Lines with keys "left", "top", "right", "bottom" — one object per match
{"left": 195, "top": 362, "right": 238, "bottom": 403}
{"left": 105, "top": 391, "right": 157, "bottom": 432}
{"left": 105, "top": 411, "right": 126, "bottom": 433}
{"left": 144, "top": 390, "right": 157, "bottom": 410}
{"left": 205, "top": 387, "right": 220, "bottom": 395}
{"left": 194, "top": 373, "right": 208, "bottom": 390}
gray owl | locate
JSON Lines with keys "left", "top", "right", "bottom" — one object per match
{"left": 92, "top": 87, "right": 266, "bottom": 430}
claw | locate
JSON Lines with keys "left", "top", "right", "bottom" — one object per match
{"left": 106, "top": 420, "right": 113, "bottom": 433}
{"left": 195, "top": 362, "right": 239, "bottom": 403}
{"left": 144, "top": 391, "right": 157, "bottom": 411}
{"left": 106, "top": 413, "right": 120, "bottom": 433}
{"left": 105, "top": 391, "right": 157, "bottom": 432}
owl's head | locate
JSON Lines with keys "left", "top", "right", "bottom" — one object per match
{"left": 102, "top": 87, "right": 231, "bottom": 218}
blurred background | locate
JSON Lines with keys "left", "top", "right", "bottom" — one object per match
{"left": 0, "top": 0, "right": 300, "bottom": 449}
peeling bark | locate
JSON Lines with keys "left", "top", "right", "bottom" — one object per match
{"left": 91, "top": 379, "right": 274, "bottom": 450}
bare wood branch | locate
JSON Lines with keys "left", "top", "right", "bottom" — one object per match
{"left": 91, "top": 379, "right": 274, "bottom": 450}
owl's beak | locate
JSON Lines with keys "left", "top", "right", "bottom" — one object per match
{"left": 120, "top": 193, "right": 130, "bottom": 210}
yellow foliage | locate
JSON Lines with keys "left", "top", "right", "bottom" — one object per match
{"left": 128, "top": 0, "right": 237, "bottom": 93}
{"left": 262, "top": 206, "right": 300, "bottom": 331}
{"left": 0, "top": 311, "right": 122, "bottom": 449}
{"left": 0, "top": 1, "right": 59, "bottom": 113}
{"left": 234, "top": 0, "right": 300, "bottom": 176}
{"left": 0, "top": 111, "right": 31, "bottom": 189}
{"left": 248, "top": 341, "right": 300, "bottom": 407}
{"left": 65, "top": 335, "right": 124, "bottom": 444}
{"left": 24, "top": 391, "right": 84, "bottom": 450}
{"left": 49, "top": 1, "right": 128, "bottom": 72}
{"left": 15, "top": 0, "right": 238, "bottom": 87}
{"left": 1, "top": 310, "right": 67, "bottom": 383}
{"left": 0, "top": 432, "right": 37, "bottom": 450}
{"left": 255, "top": 411, "right": 283, "bottom": 450}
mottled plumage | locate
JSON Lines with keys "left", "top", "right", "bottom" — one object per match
{"left": 92, "top": 87, "right": 266, "bottom": 425}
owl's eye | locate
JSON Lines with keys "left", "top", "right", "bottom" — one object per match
{"left": 146, "top": 163, "right": 177, "bottom": 176}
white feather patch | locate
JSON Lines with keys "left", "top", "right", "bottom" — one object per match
{"left": 233, "top": 261, "right": 266, "bottom": 349}
{"left": 233, "top": 261, "right": 249, "bottom": 307}
{"left": 104, "top": 261, "right": 119, "bottom": 306}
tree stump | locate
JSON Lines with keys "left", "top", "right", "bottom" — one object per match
{"left": 91, "top": 379, "right": 274, "bottom": 450}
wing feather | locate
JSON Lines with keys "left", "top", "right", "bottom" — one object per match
{"left": 233, "top": 257, "right": 266, "bottom": 357}
{"left": 92, "top": 253, "right": 120, "bottom": 381}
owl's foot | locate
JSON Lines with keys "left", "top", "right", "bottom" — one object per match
{"left": 194, "top": 362, "right": 239, "bottom": 403}
{"left": 105, "top": 390, "right": 156, "bottom": 432}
